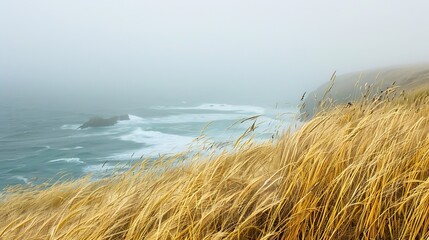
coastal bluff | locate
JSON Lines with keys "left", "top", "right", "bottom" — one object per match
{"left": 301, "top": 64, "right": 429, "bottom": 119}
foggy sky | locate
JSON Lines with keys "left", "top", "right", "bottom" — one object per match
{"left": 1, "top": 0, "right": 429, "bottom": 111}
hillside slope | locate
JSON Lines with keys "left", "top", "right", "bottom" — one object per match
{"left": 301, "top": 63, "right": 429, "bottom": 118}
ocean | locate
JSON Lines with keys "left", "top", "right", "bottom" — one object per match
{"left": 0, "top": 103, "right": 298, "bottom": 190}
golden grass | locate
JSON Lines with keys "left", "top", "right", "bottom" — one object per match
{"left": 301, "top": 64, "right": 429, "bottom": 118}
{"left": 1, "top": 92, "right": 429, "bottom": 239}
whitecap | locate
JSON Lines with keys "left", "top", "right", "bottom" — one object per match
{"left": 116, "top": 128, "right": 194, "bottom": 158}
{"left": 58, "top": 146, "right": 84, "bottom": 151}
{"left": 61, "top": 124, "right": 81, "bottom": 130}
{"left": 148, "top": 113, "right": 245, "bottom": 124}
{"left": 10, "top": 175, "right": 30, "bottom": 184}
{"left": 153, "top": 103, "right": 265, "bottom": 114}
{"left": 115, "top": 115, "right": 146, "bottom": 131}
{"left": 49, "top": 158, "right": 84, "bottom": 164}
{"left": 128, "top": 114, "right": 145, "bottom": 122}
{"left": 36, "top": 145, "right": 51, "bottom": 153}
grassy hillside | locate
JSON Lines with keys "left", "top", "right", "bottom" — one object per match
{"left": 1, "top": 89, "right": 429, "bottom": 239}
{"left": 301, "top": 63, "right": 429, "bottom": 119}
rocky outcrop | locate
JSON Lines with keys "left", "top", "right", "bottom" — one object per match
{"left": 300, "top": 64, "right": 429, "bottom": 119}
{"left": 78, "top": 115, "right": 130, "bottom": 129}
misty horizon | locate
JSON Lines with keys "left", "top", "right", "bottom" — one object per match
{"left": 2, "top": 0, "right": 429, "bottom": 112}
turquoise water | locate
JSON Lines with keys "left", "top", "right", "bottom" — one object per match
{"left": 0, "top": 103, "right": 297, "bottom": 190}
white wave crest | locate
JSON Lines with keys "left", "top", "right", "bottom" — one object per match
{"left": 148, "top": 113, "right": 245, "bottom": 124}
{"left": 58, "top": 146, "right": 84, "bottom": 151}
{"left": 129, "top": 114, "right": 145, "bottom": 122}
{"left": 116, "top": 115, "right": 146, "bottom": 126}
{"left": 117, "top": 128, "right": 194, "bottom": 157}
{"left": 61, "top": 124, "right": 80, "bottom": 130}
{"left": 153, "top": 103, "right": 265, "bottom": 114}
{"left": 49, "top": 158, "right": 84, "bottom": 164}
{"left": 11, "top": 175, "right": 30, "bottom": 184}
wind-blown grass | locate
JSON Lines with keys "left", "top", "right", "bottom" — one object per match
{"left": 1, "top": 90, "right": 429, "bottom": 239}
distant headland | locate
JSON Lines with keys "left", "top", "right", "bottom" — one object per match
{"left": 301, "top": 63, "right": 429, "bottom": 118}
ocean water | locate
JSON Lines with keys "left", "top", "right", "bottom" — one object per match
{"left": 0, "top": 103, "right": 298, "bottom": 190}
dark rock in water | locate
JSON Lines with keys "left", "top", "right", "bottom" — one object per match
{"left": 79, "top": 117, "right": 118, "bottom": 129}
{"left": 78, "top": 115, "right": 130, "bottom": 129}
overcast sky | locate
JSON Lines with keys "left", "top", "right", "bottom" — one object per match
{"left": 1, "top": 0, "right": 429, "bottom": 110}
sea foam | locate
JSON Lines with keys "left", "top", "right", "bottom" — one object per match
{"left": 117, "top": 128, "right": 194, "bottom": 158}
{"left": 61, "top": 124, "right": 81, "bottom": 130}
{"left": 58, "top": 146, "right": 84, "bottom": 151}
{"left": 147, "top": 113, "right": 245, "bottom": 124}
{"left": 10, "top": 175, "right": 30, "bottom": 184}
{"left": 153, "top": 103, "right": 265, "bottom": 114}
{"left": 49, "top": 158, "right": 84, "bottom": 164}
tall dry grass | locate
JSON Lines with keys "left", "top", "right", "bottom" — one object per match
{"left": 1, "top": 91, "right": 429, "bottom": 239}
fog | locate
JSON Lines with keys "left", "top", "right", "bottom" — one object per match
{"left": 1, "top": 0, "right": 429, "bottom": 111}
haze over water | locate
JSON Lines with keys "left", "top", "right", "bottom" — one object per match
{"left": 2, "top": 1, "right": 429, "bottom": 110}
{"left": 1, "top": 1, "right": 429, "bottom": 189}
